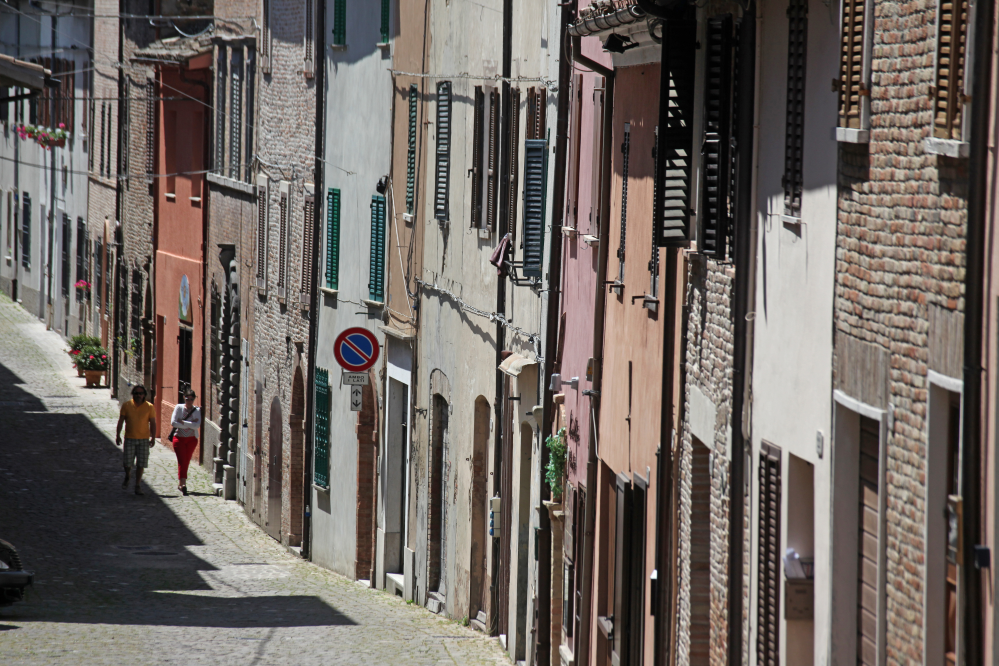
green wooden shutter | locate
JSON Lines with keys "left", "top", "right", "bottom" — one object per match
{"left": 333, "top": 0, "right": 346, "bottom": 46}
{"left": 434, "top": 81, "right": 452, "bottom": 222}
{"left": 369, "top": 195, "right": 386, "bottom": 302}
{"left": 655, "top": 18, "right": 697, "bottom": 247}
{"left": 406, "top": 84, "right": 418, "bottom": 214}
{"left": 701, "top": 15, "right": 734, "bottom": 259}
{"left": 380, "top": 0, "right": 390, "bottom": 43}
{"left": 521, "top": 138, "right": 548, "bottom": 277}
{"left": 325, "top": 188, "right": 340, "bottom": 290}
{"left": 314, "top": 367, "right": 330, "bottom": 488}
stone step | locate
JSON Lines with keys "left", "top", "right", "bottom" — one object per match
{"left": 386, "top": 572, "right": 405, "bottom": 598}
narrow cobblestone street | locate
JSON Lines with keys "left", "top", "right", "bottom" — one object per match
{"left": 0, "top": 296, "right": 507, "bottom": 665}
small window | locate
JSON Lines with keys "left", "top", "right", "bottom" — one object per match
{"left": 332, "top": 0, "right": 347, "bottom": 46}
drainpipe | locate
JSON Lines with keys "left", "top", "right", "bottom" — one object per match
{"left": 961, "top": 0, "right": 994, "bottom": 658}
{"left": 574, "top": 33, "right": 613, "bottom": 666}
{"left": 303, "top": 0, "right": 326, "bottom": 561}
{"left": 727, "top": 5, "right": 756, "bottom": 666}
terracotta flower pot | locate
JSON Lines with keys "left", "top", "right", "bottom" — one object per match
{"left": 84, "top": 370, "right": 103, "bottom": 388}
{"left": 77, "top": 366, "right": 85, "bottom": 377}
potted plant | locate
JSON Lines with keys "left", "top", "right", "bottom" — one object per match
{"left": 15, "top": 122, "right": 70, "bottom": 149}
{"left": 68, "top": 335, "right": 101, "bottom": 376}
{"left": 77, "top": 346, "right": 110, "bottom": 388}
{"left": 545, "top": 427, "right": 567, "bottom": 501}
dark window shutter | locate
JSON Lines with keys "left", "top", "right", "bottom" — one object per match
{"left": 333, "top": 0, "right": 346, "bottom": 46}
{"left": 406, "top": 85, "right": 418, "bottom": 214}
{"left": 471, "top": 86, "right": 485, "bottom": 228}
{"left": 527, "top": 87, "right": 547, "bottom": 141}
{"left": 301, "top": 194, "right": 315, "bottom": 305}
{"left": 256, "top": 184, "right": 268, "bottom": 289}
{"left": 612, "top": 473, "right": 633, "bottom": 665}
{"left": 649, "top": 129, "right": 661, "bottom": 296}
{"left": 933, "top": 0, "right": 969, "bottom": 139}
{"left": 304, "top": 0, "right": 316, "bottom": 77}
{"left": 858, "top": 416, "right": 881, "bottom": 666}
{"left": 521, "top": 138, "right": 548, "bottom": 278}
{"left": 506, "top": 87, "right": 521, "bottom": 239}
{"left": 278, "top": 189, "right": 288, "bottom": 297}
{"left": 215, "top": 48, "right": 227, "bottom": 174}
{"left": 369, "top": 195, "right": 386, "bottom": 302}
{"left": 20, "top": 195, "right": 30, "bottom": 269}
{"left": 655, "top": 19, "right": 697, "bottom": 247}
{"left": 629, "top": 478, "right": 647, "bottom": 665}
{"left": 701, "top": 15, "right": 734, "bottom": 259}
{"left": 94, "top": 239, "right": 103, "bottom": 311}
{"left": 486, "top": 88, "right": 500, "bottom": 231}
{"left": 130, "top": 269, "right": 141, "bottom": 342}
{"left": 783, "top": 0, "right": 808, "bottom": 217}
{"left": 380, "top": 0, "right": 391, "bottom": 43}
{"left": 314, "top": 367, "right": 330, "bottom": 487}
{"left": 88, "top": 96, "right": 95, "bottom": 172}
{"left": 434, "top": 81, "right": 452, "bottom": 222}
{"left": 146, "top": 80, "right": 156, "bottom": 177}
{"left": 244, "top": 51, "right": 256, "bottom": 183}
{"left": 838, "top": 0, "right": 866, "bottom": 128}
{"left": 104, "top": 244, "right": 112, "bottom": 316}
{"left": 210, "top": 283, "right": 220, "bottom": 384}
{"left": 326, "top": 188, "right": 341, "bottom": 289}
{"left": 229, "top": 49, "right": 243, "bottom": 181}
{"left": 261, "top": 0, "right": 272, "bottom": 72}
{"left": 591, "top": 77, "right": 606, "bottom": 238}
{"left": 616, "top": 122, "right": 631, "bottom": 281}
{"left": 99, "top": 102, "right": 106, "bottom": 177}
{"left": 61, "top": 214, "right": 71, "bottom": 296}
{"left": 756, "top": 442, "right": 783, "bottom": 666}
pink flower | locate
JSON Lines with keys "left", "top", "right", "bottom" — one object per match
{"left": 58, "top": 123, "right": 65, "bottom": 129}
{"left": 101, "top": 355, "right": 106, "bottom": 359}
{"left": 89, "top": 355, "right": 94, "bottom": 360}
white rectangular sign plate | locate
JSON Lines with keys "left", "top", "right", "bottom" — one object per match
{"left": 342, "top": 372, "right": 369, "bottom": 386}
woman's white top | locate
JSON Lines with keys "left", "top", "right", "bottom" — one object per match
{"left": 171, "top": 404, "right": 202, "bottom": 439}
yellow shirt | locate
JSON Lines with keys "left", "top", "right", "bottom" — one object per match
{"left": 121, "top": 400, "right": 156, "bottom": 439}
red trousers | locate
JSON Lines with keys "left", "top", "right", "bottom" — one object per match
{"left": 172, "top": 436, "right": 198, "bottom": 481}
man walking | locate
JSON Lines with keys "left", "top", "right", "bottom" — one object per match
{"left": 115, "top": 385, "right": 157, "bottom": 495}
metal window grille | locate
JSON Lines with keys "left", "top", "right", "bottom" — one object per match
{"left": 434, "top": 81, "right": 452, "bottom": 222}
{"left": 325, "top": 188, "right": 341, "bottom": 289}
{"left": 369, "top": 195, "right": 386, "bottom": 302}
{"left": 782, "top": 0, "right": 808, "bottom": 217}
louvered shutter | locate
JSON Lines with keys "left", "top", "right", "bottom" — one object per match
{"left": 783, "top": 0, "right": 808, "bottom": 217}
{"left": 314, "top": 367, "right": 330, "bottom": 487}
{"left": 255, "top": 183, "right": 268, "bottom": 290}
{"left": 210, "top": 284, "right": 220, "bottom": 383}
{"left": 261, "top": 0, "right": 272, "bottom": 72}
{"left": 325, "top": 188, "right": 340, "bottom": 289}
{"left": 486, "top": 88, "right": 500, "bottom": 232}
{"left": 229, "top": 49, "right": 243, "bottom": 181}
{"left": 434, "top": 82, "right": 452, "bottom": 222}
{"left": 145, "top": 80, "right": 156, "bottom": 177}
{"left": 858, "top": 416, "right": 880, "bottom": 666}
{"left": 61, "top": 214, "right": 71, "bottom": 296}
{"left": 649, "top": 128, "right": 661, "bottom": 295}
{"left": 301, "top": 194, "right": 315, "bottom": 306}
{"left": 591, "top": 78, "right": 605, "bottom": 237}
{"left": 655, "top": 19, "right": 697, "bottom": 247}
{"left": 94, "top": 238, "right": 103, "bottom": 311}
{"left": 521, "top": 139, "right": 548, "bottom": 278}
{"left": 99, "top": 102, "right": 106, "bottom": 177}
{"left": 380, "top": 0, "right": 391, "bottom": 43}
{"left": 506, "top": 87, "right": 521, "bottom": 239}
{"left": 304, "top": 0, "right": 315, "bottom": 77}
{"left": 471, "top": 87, "right": 485, "bottom": 228}
{"left": 244, "top": 51, "right": 256, "bottom": 183}
{"left": 701, "top": 15, "right": 734, "bottom": 259}
{"left": 369, "top": 195, "right": 386, "bottom": 302}
{"left": 616, "top": 122, "right": 631, "bottom": 282}
{"left": 77, "top": 219, "right": 88, "bottom": 283}
{"left": 933, "top": 0, "right": 970, "bottom": 139}
{"left": 406, "top": 85, "right": 418, "bottom": 214}
{"left": 566, "top": 74, "right": 583, "bottom": 230}
{"left": 277, "top": 187, "right": 288, "bottom": 298}
{"left": 333, "top": 0, "right": 346, "bottom": 46}
{"left": 838, "top": 0, "right": 866, "bottom": 128}
{"left": 756, "top": 442, "right": 783, "bottom": 666}
{"left": 21, "top": 196, "right": 30, "bottom": 267}
{"left": 215, "top": 48, "right": 226, "bottom": 175}
{"left": 612, "top": 474, "right": 633, "bottom": 665}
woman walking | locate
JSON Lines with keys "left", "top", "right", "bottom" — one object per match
{"left": 170, "top": 389, "right": 201, "bottom": 495}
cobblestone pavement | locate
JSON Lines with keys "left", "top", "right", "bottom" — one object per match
{"left": 0, "top": 295, "right": 508, "bottom": 666}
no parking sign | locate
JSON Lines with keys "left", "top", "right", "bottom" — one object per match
{"left": 333, "top": 327, "right": 380, "bottom": 373}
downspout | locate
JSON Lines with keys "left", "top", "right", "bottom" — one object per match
{"left": 536, "top": 0, "right": 574, "bottom": 663}
{"left": 961, "top": 0, "right": 994, "bottom": 658}
{"left": 574, "top": 33, "right": 613, "bottom": 666}
{"left": 727, "top": 5, "right": 757, "bottom": 666}
{"left": 303, "top": 0, "right": 326, "bottom": 561}
{"left": 112, "top": 0, "right": 125, "bottom": 399}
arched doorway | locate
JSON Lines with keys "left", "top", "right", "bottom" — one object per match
{"left": 267, "top": 397, "right": 283, "bottom": 541}
{"left": 288, "top": 367, "right": 305, "bottom": 547}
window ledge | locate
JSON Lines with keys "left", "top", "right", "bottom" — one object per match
{"left": 924, "top": 137, "right": 969, "bottom": 158}
{"left": 165, "top": 193, "right": 176, "bottom": 200}
{"left": 362, "top": 298, "right": 384, "bottom": 308}
{"left": 781, "top": 215, "right": 803, "bottom": 226}
{"left": 378, "top": 324, "right": 415, "bottom": 341}
{"left": 207, "top": 171, "right": 256, "bottom": 196}
{"left": 319, "top": 287, "right": 339, "bottom": 297}
{"left": 582, "top": 234, "right": 599, "bottom": 246}
{"left": 312, "top": 483, "right": 330, "bottom": 494}
{"left": 377, "top": 42, "right": 391, "bottom": 50}
{"left": 836, "top": 127, "right": 870, "bottom": 143}
{"left": 329, "top": 44, "right": 348, "bottom": 51}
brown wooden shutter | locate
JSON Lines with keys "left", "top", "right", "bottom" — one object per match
{"left": 782, "top": 0, "right": 808, "bottom": 217}
{"left": 278, "top": 187, "right": 289, "bottom": 298}
{"left": 145, "top": 80, "right": 156, "bottom": 177}
{"left": 933, "top": 0, "right": 970, "bottom": 139}
{"left": 858, "top": 416, "right": 880, "bottom": 666}
{"left": 590, "top": 77, "right": 605, "bottom": 238}
{"left": 470, "top": 86, "right": 485, "bottom": 228}
{"left": 301, "top": 194, "right": 315, "bottom": 306}
{"left": 506, "top": 87, "right": 521, "bottom": 240}
{"left": 256, "top": 183, "right": 268, "bottom": 290}
{"left": 756, "top": 441, "right": 782, "bottom": 666}
{"left": 566, "top": 74, "right": 583, "bottom": 231}
{"left": 838, "top": 0, "right": 866, "bottom": 128}
{"left": 486, "top": 87, "right": 500, "bottom": 232}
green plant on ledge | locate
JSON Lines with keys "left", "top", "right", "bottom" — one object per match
{"left": 77, "top": 346, "right": 110, "bottom": 372}
{"left": 545, "top": 427, "right": 567, "bottom": 501}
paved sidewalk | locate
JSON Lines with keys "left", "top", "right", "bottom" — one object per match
{"left": 0, "top": 295, "right": 508, "bottom": 666}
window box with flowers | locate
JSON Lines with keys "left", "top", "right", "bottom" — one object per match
{"left": 77, "top": 346, "right": 110, "bottom": 388}
{"left": 15, "top": 123, "right": 70, "bottom": 150}
{"left": 75, "top": 279, "right": 91, "bottom": 301}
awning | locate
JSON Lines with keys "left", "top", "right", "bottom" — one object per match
{"left": 0, "top": 53, "right": 53, "bottom": 92}
{"left": 499, "top": 352, "right": 537, "bottom": 377}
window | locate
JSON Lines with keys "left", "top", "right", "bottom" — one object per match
{"left": 332, "top": 0, "right": 346, "bottom": 46}
{"left": 277, "top": 184, "right": 289, "bottom": 299}
{"left": 210, "top": 282, "right": 220, "bottom": 384}
{"left": 301, "top": 193, "right": 315, "bottom": 306}
{"left": 20, "top": 194, "right": 30, "bottom": 269}
{"left": 369, "top": 195, "right": 386, "bottom": 302}
{"left": 380, "top": 0, "right": 391, "bottom": 43}
{"left": 121, "top": 80, "right": 130, "bottom": 182}
{"left": 304, "top": 0, "right": 316, "bottom": 77}
{"left": 229, "top": 49, "right": 243, "bottom": 180}
{"left": 932, "top": 0, "right": 971, "bottom": 140}
{"left": 255, "top": 179, "right": 269, "bottom": 291}
{"left": 326, "top": 188, "right": 341, "bottom": 290}
{"left": 654, "top": 18, "right": 697, "bottom": 247}
{"left": 611, "top": 473, "right": 646, "bottom": 666}
{"left": 406, "top": 84, "right": 418, "bottom": 214}
{"left": 244, "top": 51, "right": 256, "bottom": 183}
{"left": 314, "top": 367, "right": 330, "bottom": 487}
{"left": 61, "top": 214, "right": 71, "bottom": 297}
{"left": 783, "top": 0, "right": 808, "bottom": 218}
{"left": 105, "top": 243, "right": 112, "bottom": 316}
{"left": 433, "top": 81, "right": 452, "bottom": 223}
{"left": 838, "top": 0, "right": 870, "bottom": 132}
{"left": 757, "top": 441, "right": 783, "bottom": 666}
{"left": 521, "top": 138, "right": 548, "bottom": 278}
{"left": 130, "top": 269, "right": 142, "bottom": 344}
{"left": 214, "top": 44, "right": 255, "bottom": 183}
{"left": 701, "top": 16, "right": 734, "bottom": 259}
{"left": 471, "top": 87, "right": 485, "bottom": 229}
{"left": 470, "top": 86, "right": 500, "bottom": 232}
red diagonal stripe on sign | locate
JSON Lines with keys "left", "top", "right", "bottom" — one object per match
{"left": 343, "top": 337, "right": 372, "bottom": 362}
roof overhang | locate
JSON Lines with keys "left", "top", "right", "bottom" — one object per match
{"left": 0, "top": 53, "right": 55, "bottom": 92}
